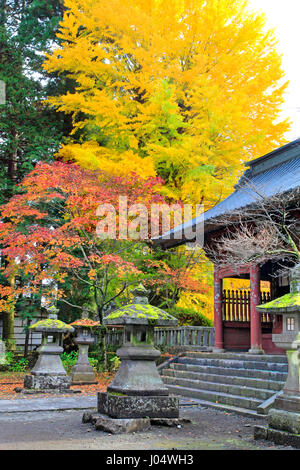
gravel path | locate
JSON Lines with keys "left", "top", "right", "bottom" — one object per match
{"left": 0, "top": 405, "right": 295, "bottom": 450}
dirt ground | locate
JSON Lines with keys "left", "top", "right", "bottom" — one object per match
{"left": 0, "top": 371, "right": 114, "bottom": 399}
{"left": 0, "top": 405, "right": 296, "bottom": 451}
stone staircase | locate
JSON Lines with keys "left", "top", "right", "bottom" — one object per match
{"left": 160, "top": 352, "right": 288, "bottom": 417}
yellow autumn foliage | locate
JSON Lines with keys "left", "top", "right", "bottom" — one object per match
{"left": 44, "top": 0, "right": 290, "bottom": 207}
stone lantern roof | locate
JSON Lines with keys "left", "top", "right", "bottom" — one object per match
{"left": 30, "top": 308, "right": 74, "bottom": 334}
{"left": 257, "top": 264, "right": 300, "bottom": 314}
{"left": 103, "top": 284, "right": 177, "bottom": 326}
{"left": 256, "top": 292, "right": 300, "bottom": 314}
{"left": 70, "top": 318, "right": 100, "bottom": 328}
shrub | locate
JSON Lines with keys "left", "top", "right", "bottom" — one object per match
{"left": 109, "top": 355, "right": 121, "bottom": 371}
{"left": 166, "top": 306, "right": 213, "bottom": 327}
{"left": 5, "top": 352, "right": 29, "bottom": 372}
{"left": 61, "top": 351, "right": 78, "bottom": 374}
{"left": 61, "top": 351, "right": 100, "bottom": 373}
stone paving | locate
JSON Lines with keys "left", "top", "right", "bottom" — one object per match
{"left": 0, "top": 395, "right": 200, "bottom": 413}
{"left": 0, "top": 395, "right": 97, "bottom": 413}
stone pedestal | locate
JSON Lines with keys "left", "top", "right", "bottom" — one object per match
{"left": 24, "top": 373, "right": 71, "bottom": 390}
{"left": 84, "top": 391, "right": 180, "bottom": 434}
{"left": 254, "top": 392, "right": 300, "bottom": 448}
{"left": 0, "top": 340, "right": 6, "bottom": 365}
{"left": 98, "top": 392, "right": 179, "bottom": 419}
{"left": 268, "top": 395, "right": 300, "bottom": 434}
{"left": 71, "top": 360, "right": 96, "bottom": 385}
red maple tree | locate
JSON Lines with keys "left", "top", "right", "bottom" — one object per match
{"left": 0, "top": 162, "right": 165, "bottom": 322}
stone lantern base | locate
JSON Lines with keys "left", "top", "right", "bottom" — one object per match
{"left": 24, "top": 373, "right": 72, "bottom": 391}
{"left": 82, "top": 392, "right": 188, "bottom": 434}
{"left": 254, "top": 393, "right": 300, "bottom": 448}
{"left": 98, "top": 392, "right": 179, "bottom": 419}
{"left": 82, "top": 380, "right": 183, "bottom": 433}
{"left": 71, "top": 363, "right": 97, "bottom": 385}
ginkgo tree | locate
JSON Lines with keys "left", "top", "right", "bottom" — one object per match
{"left": 43, "top": 0, "right": 290, "bottom": 207}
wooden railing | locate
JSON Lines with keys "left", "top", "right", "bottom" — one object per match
{"left": 260, "top": 291, "right": 273, "bottom": 323}
{"left": 105, "top": 326, "right": 214, "bottom": 351}
{"left": 154, "top": 326, "right": 214, "bottom": 350}
{"left": 222, "top": 289, "right": 250, "bottom": 322}
{"left": 222, "top": 289, "right": 272, "bottom": 323}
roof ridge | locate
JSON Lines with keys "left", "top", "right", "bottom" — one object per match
{"left": 245, "top": 140, "right": 300, "bottom": 177}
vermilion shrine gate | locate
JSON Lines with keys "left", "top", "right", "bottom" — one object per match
{"left": 155, "top": 138, "right": 300, "bottom": 355}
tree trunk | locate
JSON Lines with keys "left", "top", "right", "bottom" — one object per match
{"left": 2, "top": 310, "right": 15, "bottom": 351}
{"left": 2, "top": 276, "right": 16, "bottom": 351}
{"left": 8, "top": 128, "right": 18, "bottom": 186}
{"left": 23, "top": 317, "right": 31, "bottom": 358}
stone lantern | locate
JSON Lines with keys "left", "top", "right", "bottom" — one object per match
{"left": 69, "top": 316, "right": 100, "bottom": 385}
{"left": 254, "top": 263, "right": 300, "bottom": 447}
{"left": 23, "top": 307, "right": 74, "bottom": 391}
{"left": 83, "top": 284, "right": 184, "bottom": 433}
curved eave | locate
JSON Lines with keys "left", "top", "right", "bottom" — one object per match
{"left": 256, "top": 305, "right": 299, "bottom": 314}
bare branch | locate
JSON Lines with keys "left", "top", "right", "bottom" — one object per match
{"left": 205, "top": 181, "right": 300, "bottom": 271}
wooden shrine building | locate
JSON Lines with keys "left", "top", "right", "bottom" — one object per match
{"left": 154, "top": 139, "right": 300, "bottom": 354}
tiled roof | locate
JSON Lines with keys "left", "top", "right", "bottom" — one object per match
{"left": 153, "top": 139, "right": 300, "bottom": 248}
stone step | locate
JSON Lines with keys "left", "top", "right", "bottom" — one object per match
{"left": 184, "top": 351, "right": 287, "bottom": 364}
{"left": 161, "top": 375, "right": 274, "bottom": 401}
{"left": 162, "top": 368, "right": 284, "bottom": 392}
{"left": 160, "top": 352, "right": 288, "bottom": 416}
{"left": 168, "top": 362, "right": 288, "bottom": 382}
{"left": 172, "top": 396, "right": 267, "bottom": 419}
{"left": 178, "top": 356, "right": 288, "bottom": 373}
{"left": 165, "top": 382, "right": 262, "bottom": 411}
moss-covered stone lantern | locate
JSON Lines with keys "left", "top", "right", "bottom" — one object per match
{"left": 254, "top": 263, "right": 300, "bottom": 447}
{"left": 104, "top": 284, "right": 177, "bottom": 397}
{"left": 83, "top": 284, "right": 183, "bottom": 433}
{"left": 69, "top": 317, "right": 100, "bottom": 385}
{"left": 23, "top": 307, "right": 74, "bottom": 391}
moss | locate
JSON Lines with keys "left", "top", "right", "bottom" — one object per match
{"left": 258, "top": 292, "right": 300, "bottom": 310}
{"left": 105, "top": 303, "right": 174, "bottom": 322}
{"left": 30, "top": 318, "right": 73, "bottom": 330}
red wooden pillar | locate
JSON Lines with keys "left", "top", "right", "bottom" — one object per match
{"left": 213, "top": 268, "right": 225, "bottom": 352}
{"left": 249, "top": 264, "right": 264, "bottom": 354}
